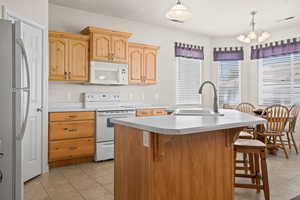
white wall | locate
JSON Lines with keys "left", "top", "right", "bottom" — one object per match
{"left": 48, "top": 3, "right": 213, "bottom": 106}
{"left": 0, "top": 0, "right": 48, "bottom": 26}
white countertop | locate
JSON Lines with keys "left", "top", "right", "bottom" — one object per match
{"left": 111, "top": 109, "right": 267, "bottom": 135}
{"left": 48, "top": 103, "right": 174, "bottom": 112}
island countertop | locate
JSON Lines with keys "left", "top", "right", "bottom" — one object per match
{"left": 111, "top": 109, "right": 267, "bottom": 135}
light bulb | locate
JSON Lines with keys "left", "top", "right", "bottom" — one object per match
{"left": 237, "top": 35, "right": 246, "bottom": 42}
{"left": 248, "top": 31, "right": 257, "bottom": 40}
{"left": 258, "top": 36, "right": 264, "bottom": 43}
{"left": 244, "top": 37, "right": 251, "bottom": 43}
{"left": 261, "top": 32, "right": 270, "bottom": 39}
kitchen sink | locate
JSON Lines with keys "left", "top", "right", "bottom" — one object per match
{"left": 172, "top": 108, "right": 224, "bottom": 116}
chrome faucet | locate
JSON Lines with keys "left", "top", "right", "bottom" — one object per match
{"left": 198, "top": 81, "right": 219, "bottom": 113}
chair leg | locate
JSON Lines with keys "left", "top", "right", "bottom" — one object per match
{"left": 234, "top": 150, "right": 237, "bottom": 182}
{"left": 290, "top": 132, "right": 299, "bottom": 154}
{"left": 254, "top": 154, "right": 261, "bottom": 193}
{"left": 286, "top": 132, "right": 292, "bottom": 150}
{"left": 260, "top": 150, "right": 270, "bottom": 200}
{"left": 248, "top": 153, "right": 255, "bottom": 184}
{"left": 279, "top": 136, "right": 289, "bottom": 159}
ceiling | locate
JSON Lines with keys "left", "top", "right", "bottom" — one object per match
{"left": 49, "top": 0, "right": 300, "bottom": 37}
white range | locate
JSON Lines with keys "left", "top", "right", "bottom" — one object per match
{"left": 84, "top": 92, "right": 136, "bottom": 161}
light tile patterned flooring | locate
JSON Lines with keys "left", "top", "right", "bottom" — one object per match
{"left": 25, "top": 151, "right": 300, "bottom": 200}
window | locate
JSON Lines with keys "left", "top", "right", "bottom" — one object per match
{"left": 258, "top": 52, "right": 300, "bottom": 105}
{"left": 176, "top": 57, "right": 201, "bottom": 104}
{"left": 218, "top": 61, "right": 241, "bottom": 106}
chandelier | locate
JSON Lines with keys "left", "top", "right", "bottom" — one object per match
{"left": 166, "top": 0, "right": 192, "bottom": 23}
{"left": 237, "top": 11, "right": 270, "bottom": 44}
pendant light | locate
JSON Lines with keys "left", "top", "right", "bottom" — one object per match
{"left": 166, "top": 0, "right": 192, "bottom": 23}
{"left": 237, "top": 11, "right": 270, "bottom": 44}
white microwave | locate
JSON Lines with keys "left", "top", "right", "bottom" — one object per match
{"left": 89, "top": 61, "right": 128, "bottom": 85}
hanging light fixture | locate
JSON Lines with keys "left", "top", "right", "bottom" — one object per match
{"left": 166, "top": 0, "right": 192, "bottom": 23}
{"left": 237, "top": 11, "right": 270, "bottom": 44}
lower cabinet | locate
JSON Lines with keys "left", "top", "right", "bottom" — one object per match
{"left": 48, "top": 112, "right": 96, "bottom": 168}
{"left": 49, "top": 138, "right": 94, "bottom": 162}
{"left": 136, "top": 108, "right": 167, "bottom": 117}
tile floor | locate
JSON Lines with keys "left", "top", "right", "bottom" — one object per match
{"left": 25, "top": 151, "right": 300, "bottom": 200}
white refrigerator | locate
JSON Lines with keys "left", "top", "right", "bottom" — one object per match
{"left": 0, "top": 19, "right": 31, "bottom": 200}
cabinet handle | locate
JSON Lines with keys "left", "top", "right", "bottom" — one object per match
{"left": 69, "top": 146, "right": 78, "bottom": 150}
{"left": 111, "top": 53, "right": 115, "bottom": 61}
{"left": 68, "top": 129, "right": 77, "bottom": 132}
{"left": 64, "top": 71, "right": 68, "bottom": 80}
{"left": 68, "top": 115, "right": 76, "bottom": 118}
{"left": 68, "top": 72, "right": 71, "bottom": 79}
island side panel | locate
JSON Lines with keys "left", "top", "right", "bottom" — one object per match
{"left": 114, "top": 125, "right": 152, "bottom": 200}
{"left": 151, "top": 128, "right": 242, "bottom": 200}
{"left": 115, "top": 125, "right": 243, "bottom": 200}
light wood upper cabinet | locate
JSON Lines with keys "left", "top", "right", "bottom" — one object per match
{"left": 49, "top": 37, "right": 68, "bottom": 81}
{"left": 128, "top": 46, "right": 143, "bottom": 84}
{"left": 69, "top": 39, "right": 89, "bottom": 81}
{"left": 111, "top": 35, "right": 128, "bottom": 63}
{"left": 128, "top": 43, "right": 159, "bottom": 84}
{"left": 81, "top": 26, "right": 132, "bottom": 64}
{"left": 92, "top": 33, "right": 111, "bottom": 62}
{"left": 143, "top": 48, "right": 157, "bottom": 84}
{"left": 49, "top": 31, "right": 89, "bottom": 82}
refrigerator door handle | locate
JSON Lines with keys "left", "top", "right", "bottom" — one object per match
{"left": 16, "top": 38, "right": 31, "bottom": 141}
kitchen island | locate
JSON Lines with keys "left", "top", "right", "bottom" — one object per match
{"left": 112, "top": 109, "right": 266, "bottom": 200}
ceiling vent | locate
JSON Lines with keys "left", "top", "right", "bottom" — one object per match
{"left": 276, "top": 16, "right": 295, "bottom": 23}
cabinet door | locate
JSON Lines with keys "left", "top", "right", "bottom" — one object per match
{"left": 143, "top": 48, "right": 157, "bottom": 84}
{"left": 49, "top": 37, "right": 68, "bottom": 80}
{"left": 91, "top": 33, "right": 111, "bottom": 62}
{"left": 128, "top": 46, "right": 143, "bottom": 84}
{"left": 69, "top": 39, "right": 89, "bottom": 81}
{"left": 111, "top": 35, "right": 128, "bottom": 63}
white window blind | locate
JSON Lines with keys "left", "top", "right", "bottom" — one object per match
{"left": 176, "top": 57, "right": 201, "bottom": 104}
{"left": 258, "top": 52, "right": 300, "bottom": 105}
{"left": 218, "top": 61, "right": 241, "bottom": 105}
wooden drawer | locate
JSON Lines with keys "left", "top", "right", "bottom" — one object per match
{"left": 49, "top": 138, "right": 95, "bottom": 162}
{"left": 136, "top": 109, "right": 154, "bottom": 117}
{"left": 152, "top": 109, "right": 167, "bottom": 116}
{"left": 49, "top": 121, "right": 95, "bottom": 141}
{"left": 49, "top": 112, "right": 95, "bottom": 122}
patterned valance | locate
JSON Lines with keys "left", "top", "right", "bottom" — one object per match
{"left": 175, "top": 42, "right": 204, "bottom": 60}
{"left": 251, "top": 38, "right": 300, "bottom": 60}
{"left": 213, "top": 47, "right": 244, "bottom": 61}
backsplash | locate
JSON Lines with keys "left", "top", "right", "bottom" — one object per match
{"left": 48, "top": 82, "right": 172, "bottom": 105}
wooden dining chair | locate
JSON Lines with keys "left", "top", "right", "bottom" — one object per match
{"left": 235, "top": 102, "right": 256, "bottom": 174}
{"left": 236, "top": 102, "right": 256, "bottom": 137}
{"left": 258, "top": 104, "right": 290, "bottom": 158}
{"left": 236, "top": 102, "right": 256, "bottom": 113}
{"left": 284, "top": 104, "right": 300, "bottom": 153}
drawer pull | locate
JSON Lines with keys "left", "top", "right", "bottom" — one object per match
{"left": 68, "top": 115, "right": 77, "bottom": 118}
{"left": 69, "top": 146, "right": 78, "bottom": 150}
{"left": 68, "top": 129, "right": 77, "bottom": 132}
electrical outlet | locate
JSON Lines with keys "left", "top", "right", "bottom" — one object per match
{"left": 143, "top": 131, "right": 150, "bottom": 147}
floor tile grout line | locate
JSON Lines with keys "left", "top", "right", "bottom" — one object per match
{"left": 60, "top": 165, "right": 89, "bottom": 200}
{"left": 80, "top": 164, "right": 114, "bottom": 194}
